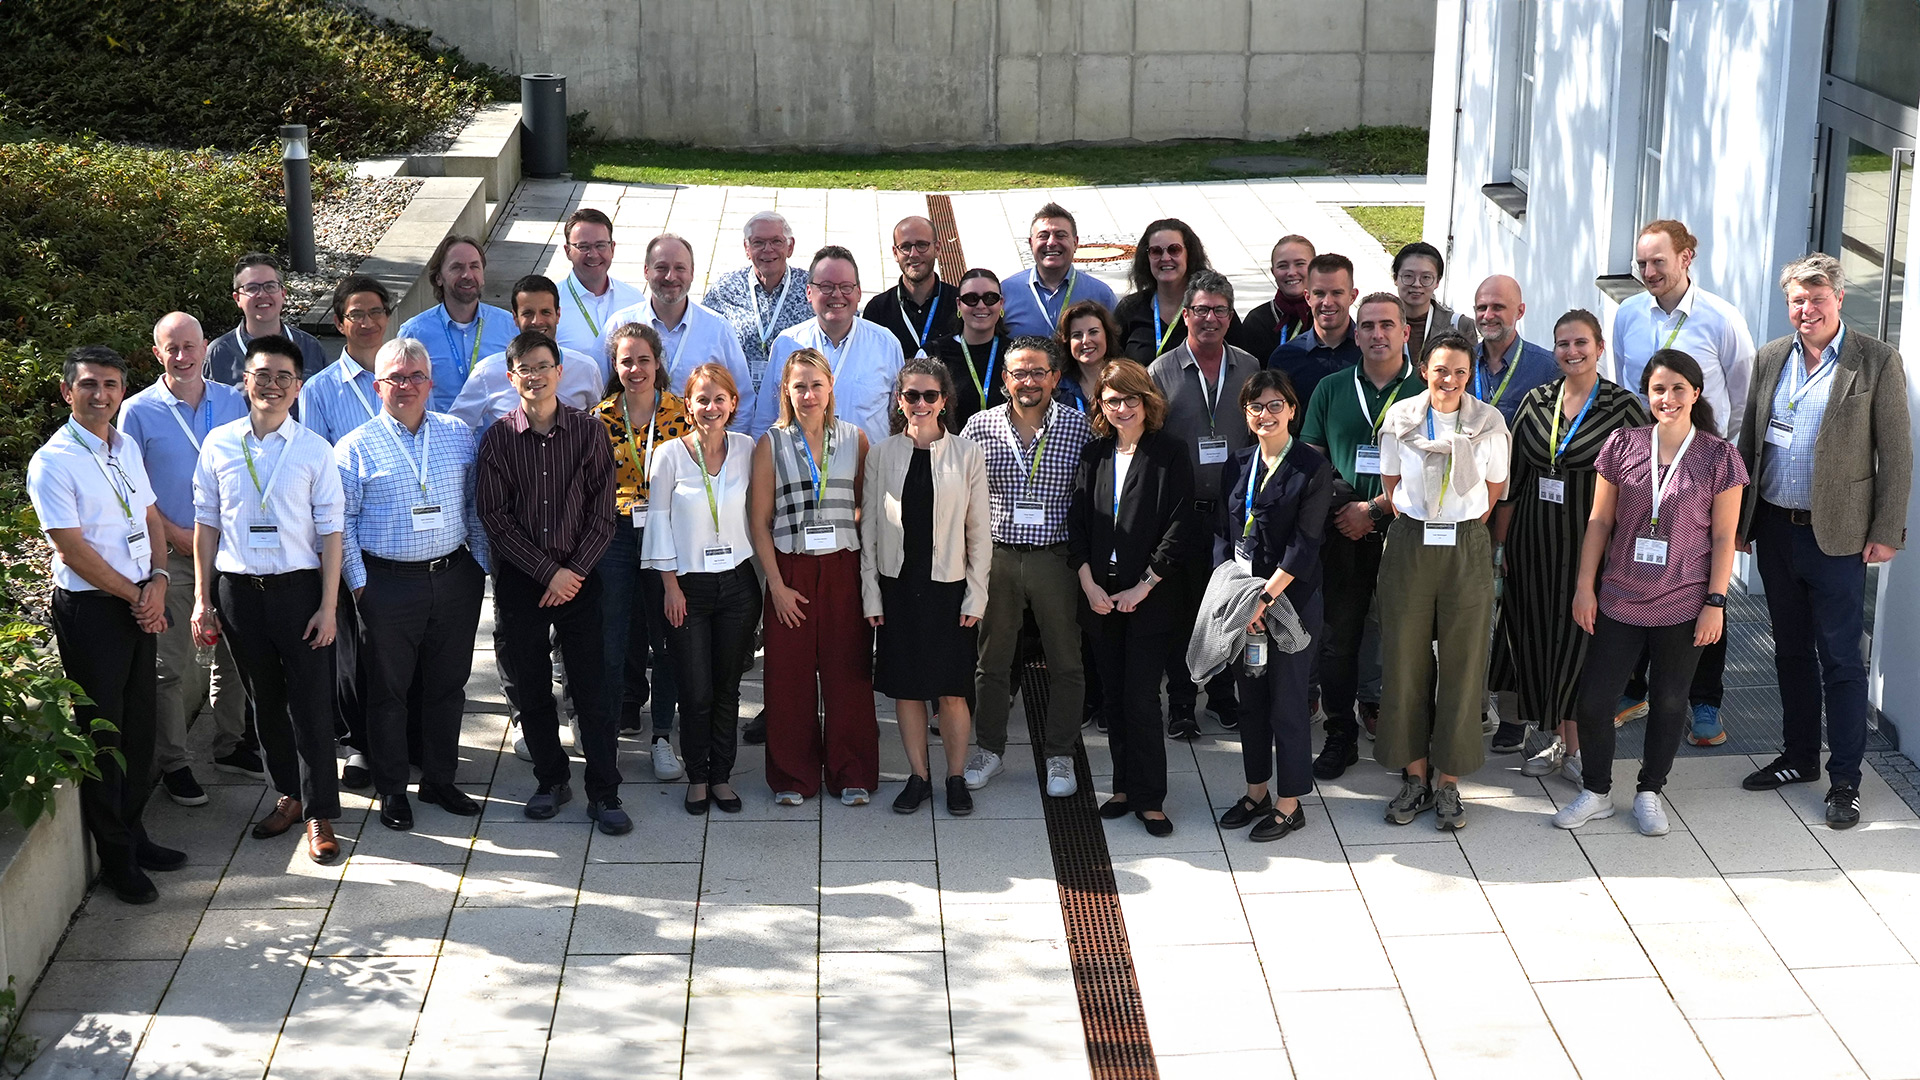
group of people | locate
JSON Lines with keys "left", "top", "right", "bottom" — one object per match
{"left": 26, "top": 198, "right": 1908, "bottom": 905}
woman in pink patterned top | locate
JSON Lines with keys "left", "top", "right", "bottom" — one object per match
{"left": 1558, "top": 349, "right": 1747, "bottom": 837}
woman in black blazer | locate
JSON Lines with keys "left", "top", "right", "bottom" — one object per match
{"left": 1068, "top": 359, "right": 1195, "bottom": 837}
{"left": 1216, "top": 369, "right": 1334, "bottom": 842}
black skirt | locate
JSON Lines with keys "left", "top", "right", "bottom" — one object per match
{"left": 872, "top": 445, "right": 976, "bottom": 699}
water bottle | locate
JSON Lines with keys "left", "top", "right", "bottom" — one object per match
{"left": 1244, "top": 626, "right": 1268, "bottom": 674}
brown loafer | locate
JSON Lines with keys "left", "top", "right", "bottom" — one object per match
{"left": 251, "top": 795, "right": 304, "bottom": 839}
{"left": 305, "top": 818, "right": 340, "bottom": 865}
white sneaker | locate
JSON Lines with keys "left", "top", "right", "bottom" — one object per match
{"left": 773, "top": 790, "right": 804, "bottom": 806}
{"left": 1633, "top": 791, "right": 1670, "bottom": 836}
{"left": 963, "top": 749, "right": 1003, "bottom": 791}
{"left": 1552, "top": 789, "right": 1616, "bottom": 830}
{"left": 1521, "top": 736, "right": 1566, "bottom": 777}
{"left": 841, "top": 788, "right": 871, "bottom": 807}
{"left": 1560, "top": 750, "right": 1584, "bottom": 788}
{"left": 650, "top": 738, "right": 685, "bottom": 781}
{"left": 1482, "top": 692, "right": 1502, "bottom": 735}
{"left": 511, "top": 722, "right": 532, "bottom": 762}
{"left": 1044, "top": 756, "right": 1077, "bottom": 798}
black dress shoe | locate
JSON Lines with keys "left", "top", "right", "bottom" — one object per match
{"left": 100, "top": 866, "right": 158, "bottom": 905}
{"left": 1312, "top": 735, "right": 1359, "bottom": 780}
{"left": 742, "top": 713, "right": 768, "bottom": 745}
{"left": 712, "top": 788, "right": 743, "bottom": 814}
{"left": 379, "top": 792, "right": 414, "bottom": 831}
{"left": 945, "top": 776, "right": 973, "bottom": 817}
{"left": 417, "top": 782, "right": 481, "bottom": 816}
{"left": 1099, "top": 796, "right": 1132, "bottom": 820}
{"left": 1136, "top": 811, "right": 1174, "bottom": 837}
{"left": 1250, "top": 804, "right": 1307, "bottom": 842}
{"left": 340, "top": 754, "right": 372, "bottom": 790}
{"left": 136, "top": 840, "right": 188, "bottom": 872}
{"left": 1218, "top": 794, "right": 1274, "bottom": 830}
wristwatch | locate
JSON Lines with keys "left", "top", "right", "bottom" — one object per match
{"left": 1703, "top": 593, "right": 1727, "bottom": 608}
{"left": 1366, "top": 499, "right": 1389, "bottom": 528}
{"left": 1258, "top": 590, "right": 1276, "bottom": 606}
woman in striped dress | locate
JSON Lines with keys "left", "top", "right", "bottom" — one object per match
{"left": 1490, "top": 311, "right": 1650, "bottom": 780}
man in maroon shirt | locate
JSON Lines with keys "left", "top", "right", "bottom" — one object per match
{"left": 476, "top": 330, "right": 628, "bottom": 833}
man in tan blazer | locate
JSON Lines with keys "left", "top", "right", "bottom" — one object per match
{"left": 1736, "top": 253, "right": 1911, "bottom": 828}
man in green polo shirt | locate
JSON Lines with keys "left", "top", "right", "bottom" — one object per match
{"left": 1300, "top": 292, "right": 1424, "bottom": 779}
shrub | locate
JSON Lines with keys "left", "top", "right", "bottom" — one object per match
{"left": 0, "top": 0, "right": 513, "bottom": 159}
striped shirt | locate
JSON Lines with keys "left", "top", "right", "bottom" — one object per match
{"left": 475, "top": 405, "right": 616, "bottom": 585}
{"left": 590, "top": 390, "right": 692, "bottom": 517}
{"left": 766, "top": 419, "right": 861, "bottom": 554}
{"left": 1758, "top": 328, "right": 1844, "bottom": 511}
{"left": 335, "top": 411, "right": 491, "bottom": 590}
{"left": 297, "top": 354, "right": 382, "bottom": 445}
{"left": 960, "top": 402, "right": 1092, "bottom": 546}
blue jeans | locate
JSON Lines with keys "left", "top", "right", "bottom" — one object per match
{"left": 599, "top": 525, "right": 677, "bottom": 737}
{"left": 1754, "top": 501, "right": 1869, "bottom": 788}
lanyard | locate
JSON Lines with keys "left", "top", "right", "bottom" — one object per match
{"left": 378, "top": 414, "right": 433, "bottom": 498}
{"left": 1785, "top": 344, "right": 1838, "bottom": 416}
{"left": 1549, "top": 379, "right": 1598, "bottom": 464}
{"left": 1111, "top": 450, "right": 1128, "bottom": 524}
{"left": 658, "top": 315, "right": 691, "bottom": 382}
{"left": 1192, "top": 355, "right": 1228, "bottom": 436}
{"left": 164, "top": 396, "right": 209, "bottom": 452}
{"left": 622, "top": 392, "right": 660, "bottom": 486}
{"left": 566, "top": 277, "right": 603, "bottom": 339}
{"left": 1353, "top": 364, "right": 1411, "bottom": 437}
{"left": 1655, "top": 309, "right": 1689, "bottom": 355}
{"left": 689, "top": 434, "right": 724, "bottom": 533}
{"left": 343, "top": 363, "right": 378, "bottom": 420}
{"left": 1242, "top": 447, "right": 1285, "bottom": 538}
{"left": 754, "top": 274, "right": 794, "bottom": 352}
{"left": 1028, "top": 270, "right": 1076, "bottom": 326}
{"left": 792, "top": 424, "right": 831, "bottom": 520}
{"left": 1647, "top": 424, "right": 1697, "bottom": 530}
{"left": 442, "top": 312, "right": 484, "bottom": 377}
{"left": 241, "top": 427, "right": 294, "bottom": 514}
{"left": 1003, "top": 405, "right": 1054, "bottom": 495}
{"left": 1425, "top": 407, "right": 1464, "bottom": 505}
{"left": 1473, "top": 344, "right": 1520, "bottom": 407}
{"left": 1151, "top": 295, "right": 1180, "bottom": 355}
{"left": 959, "top": 336, "right": 1000, "bottom": 405}
{"left": 898, "top": 285, "right": 941, "bottom": 353}
{"left": 69, "top": 423, "right": 134, "bottom": 521}
{"left": 821, "top": 327, "right": 853, "bottom": 382}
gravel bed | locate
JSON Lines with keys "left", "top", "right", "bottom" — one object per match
{"left": 284, "top": 175, "right": 424, "bottom": 321}
{"left": 403, "top": 102, "right": 479, "bottom": 156}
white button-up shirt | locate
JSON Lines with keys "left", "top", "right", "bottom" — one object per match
{"left": 193, "top": 416, "right": 344, "bottom": 574}
{"left": 447, "top": 346, "right": 605, "bottom": 431}
{"left": 758, "top": 317, "right": 904, "bottom": 444}
{"left": 1611, "top": 283, "right": 1756, "bottom": 443}
{"left": 555, "top": 271, "right": 644, "bottom": 381}
{"left": 604, "top": 298, "right": 757, "bottom": 434}
{"left": 28, "top": 422, "right": 159, "bottom": 592}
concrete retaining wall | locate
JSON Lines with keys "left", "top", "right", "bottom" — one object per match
{"left": 361, "top": 0, "right": 1435, "bottom": 148}
{"left": 0, "top": 784, "right": 88, "bottom": 998}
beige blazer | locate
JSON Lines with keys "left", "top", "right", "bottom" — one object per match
{"left": 859, "top": 432, "right": 993, "bottom": 619}
{"left": 1737, "top": 329, "right": 1912, "bottom": 554}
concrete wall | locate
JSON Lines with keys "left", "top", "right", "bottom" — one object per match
{"left": 362, "top": 0, "right": 1436, "bottom": 147}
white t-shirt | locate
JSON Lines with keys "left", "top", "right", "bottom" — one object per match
{"left": 1380, "top": 409, "right": 1511, "bottom": 522}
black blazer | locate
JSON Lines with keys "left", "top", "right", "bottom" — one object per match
{"left": 1067, "top": 428, "right": 1195, "bottom": 626}
{"left": 1214, "top": 440, "right": 1334, "bottom": 601}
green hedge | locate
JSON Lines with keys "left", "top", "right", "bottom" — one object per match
{"left": 0, "top": 0, "right": 512, "bottom": 160}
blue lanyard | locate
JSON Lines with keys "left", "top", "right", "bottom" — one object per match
{"left": 959, "top": 337, "right": 1000, "bottom": 405}
{"left": 901, "top": 286, "right": 941, "bottom": 351}
{"left": 1111, "top": 453, "right": 1125, "bottom": 523}
{"left": 1786, "top": 345, "right": 1838, "bottom": 415}
{"left": 1151, "top": 296, "right": 1179, "bottom": 355}
{"left": 441, "top": 312, "right": 483, "bottom": 376}
{"left": 1241, "top": 449, "right": 1284, "bottom": 539}
{"left": 1551, "top": 380, "right": 1598, "bottom": 463}
{"left": 793, "top": 425, "right": 829, "bottom": 518}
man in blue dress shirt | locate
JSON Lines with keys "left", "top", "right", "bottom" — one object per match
{"left": 1000, "top": 203, "right": 1118, "bottom": 339}
{"left": 299, "top": 275, "right": 393, "bottom": 445}
{"left": 397, "top": 235, "right": 516, "bottom": 411}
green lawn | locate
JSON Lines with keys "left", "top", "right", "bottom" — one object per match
{"left": 571, "top": 126, "right": 1427, "bottom": 190}
{"left": 1343, "top": 204, "right": 1425, "bottom": 255}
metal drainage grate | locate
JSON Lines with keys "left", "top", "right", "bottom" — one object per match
{"left": 926, "top": 194, "right": 969, "bottom": 283}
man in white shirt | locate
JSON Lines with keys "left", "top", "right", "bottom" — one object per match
{"left": 192, "top": 336, "right": 348, "bottom": 865}
{"left": 757, "top": 245, "right": 904, "bottom": 443}
{"left": 605, "top": 234, "right": 756, "bottom": 430}
{"left": 450, "top": 274, "right": 606, "bottom": 430}
{"left": 554, "top": 208, "right": 645, "bottom": 373}
{"left": 1000, "top": 202, "right": 1118, "bottom": 338}
{"left": 28, "top": 345, "right": 183, "bottom": 905}
{"left": 1611, "top": 220, "right": 1756, "bottom": 443}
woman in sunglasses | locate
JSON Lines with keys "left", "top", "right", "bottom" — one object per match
{"left": 861, "top": 358, "right": 992, "bottom": 816}
{"left": 1113, "top": 218, "right": 1248, "bottom": 362}
{"left": 935, "top": 268, "right": 1012, "bottom": 431}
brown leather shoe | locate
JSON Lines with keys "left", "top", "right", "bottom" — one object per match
{"left": 305, "top": 818, "right": 340, "bottom": 865}
{"left": 251, "top": 796, "right": 304, "bottom": 839}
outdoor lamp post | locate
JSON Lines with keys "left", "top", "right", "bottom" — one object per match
{"left": 279, "top": 124, "right": 316, "bottom": 274}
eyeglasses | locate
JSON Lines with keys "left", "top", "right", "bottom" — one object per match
{"left": 1100, "top": 394, "right": 1141, "bottom": 411}
{"left": 1395, "top": 271, "right": 1438, "bottom": 288}
{"left": 809, "top": 282, "right": 859, "bottom": 297}
{"left": 236, "top": 282, "right": 284, "bottom": 297}
{"left": 244, "top": 370, "right": 298, "bottom": 388}
{"left": 510, "top": 364, "right": 557, "bottom": 378}
{"left": 747, "top": 236, "right": 789, "bottom": 251}
{"left": 899, "top": 389, "right": 945, "bottom": 404}
{"left": 895, "top": 240, "right": 934, "bottom": 254}
{"left": 958, "top": 291, "right": 1002, "bottom": 307}
{"left": 1146, "top": 244, "right": 1185, "bottom": 259}
{"left": 341, "top": 308, "right": 388, "bottom": 324}
{"left": 1007, "top": 368, "right": 1052, "bottom": 382}
{"left": 377, "top": 373, "right": 431, "bottom": 387}
{"left": 1245, "top": 399, "right": 1291, "bottom": 416}
{"left": 569, "top": 240, "right": 614, "bottom": 254}
{"left": 1186, "top": 304, "right": 1232, "bottom": 319}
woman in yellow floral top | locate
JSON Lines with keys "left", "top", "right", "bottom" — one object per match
{"left": 592, "top": 322, "right": 692, "bottom": 779}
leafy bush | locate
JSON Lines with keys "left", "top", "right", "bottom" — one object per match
{"left": 0, "top": 0, "right": 512, "bottom": 159}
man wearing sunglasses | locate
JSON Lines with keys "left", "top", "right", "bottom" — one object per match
{"left": 755, "top": 245, "right": 905, "bottom": 443}
{"left": 205, "top": 253, "right": 328, "bottom": 386}
{"left": 554, "top": 208, "right": 645, "bottom": 366}
{"left": 864, "top": 216, "right": 959, "bottom": 361}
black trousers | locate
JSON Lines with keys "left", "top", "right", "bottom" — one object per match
{"left": 1237, "top": 590, "right": 1323, "bottom": 799}
{"left": 1626, "top": 635, "right": 1725, "bottom": 708}
{"left": 667, "top": 565, "right": 762, "bottom": 786}
{"left": 50, "top": 588, "right": 157, "bottom": 870}
{"left": 217, "top": 570, "right": 342, "bottom": 819}
{"left": 1576, "top": 614, "right": 1703, "bottom": 795}
{"left": 494, "top": 564, "right": 620, "bottom": 801}
{"left": 1164, "top": 550, "right": 1238, "bottom": 717}
{"left": 333, "top": 587, "right": 368, "bottom": 748}
{"left": 359, "top": 550, "right": 485, "bottom": 794}
{"left": 1089, "top": 609, "right": 1172, "bottom": 813}
{"left": 1319, "top": 529, "right": 1384, "bottom": 742}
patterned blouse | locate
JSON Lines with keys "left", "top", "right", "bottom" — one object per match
{"left": 591, "top": 390, "right": 691, "bottom": 517}
{"left": 1593, "top": 425, "right": 1747, "bottom": 627}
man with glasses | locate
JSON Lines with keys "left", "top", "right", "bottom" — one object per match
{"left": 1469, "top": 274, "right": 1556, "bottom": 426}
{"left": 863, "top": 216, "right": 958, "bottom": 360}
{"left": 754, "top": 245, "right": 904, "bottom": 443}
{"left": 120, "top": 314, "right": 255, "bottom": 808}
{"left": 960, "top": 336, "right": 1094, "bottom": 798}
{"left": 1393, "top": 241, "right": 1476, "bottom": 364}
{"left": 1241, "top": 235, "right": 1317, "bottom": 366}
{"left": 452, "top": 274, "right": 607, "bottom": 430}
{"left": 205, "top": 253, "right": 328, "bottom": 385}
{"left": 397, "top": 235, "right": 517, "bottom": 412}
{"left": 605, "top": 234, "right": 755, "bottom": 427}
{"left": 1150, "top": 269, "right": 1259, "bottom": 738}
{"left": 30, "top": 345, "right": 184, "bottom": 904}
{"left": 336, "top": 338, "right": 490, "bottom": 831}
{"left": 554, "top": 208, "right": 644, "bottom": 374}
{"left": 1269, "top": 253, "right": 1363, "bottom": 407}
{"left": 1001, "top": 203, "right": 1118, "bottom": 339}
{"left": 703, "top": 211, "right": 814, "bottom": 398}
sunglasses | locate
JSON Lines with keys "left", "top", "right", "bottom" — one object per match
{"left": 900, "top": 389, "right": 945, "bottom": 404}
{"left": 957, "top": 291, "right": 1002, "bottom": 307}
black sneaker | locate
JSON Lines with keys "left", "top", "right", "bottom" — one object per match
{"left": 1742, "top": 755, "right": 1820, "bottom": 791}
{"left": 945, "top": 775, "right": 974, "bottom": 817}
{"left": 1212, "top": 704, "right": 1240, "bottom": 732}
{"left": 1489, "top": 722, "right": 1529, "bottom": 755}
{"left": 1825, "top": 785, "right": 1861, "bottom": 829}
{"left": 162, "top": 767, "right": 209, "bottom": 807}
{"left": 892, "top": 774, "right": 932, "bottom": 814}
{"left": 1167, "top": 704, "right": 1201, "bottom": 741}
{"left": 1312, "top": 734, "right": 1359, "bottom": 780}
{"left": 212, "top": 745, "right": 267, "bottom": 780}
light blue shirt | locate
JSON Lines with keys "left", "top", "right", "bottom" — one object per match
{"left": 1000, "top": 268, "right": 1117, "bottom": 339}
{"left": 1759, "top": 326, "right": 1845, "bottom": 511}
{"left": 334, "top": 411, "right": 491, "bottom": 590}
{"left": 119, "top": 377, "right": 248, "bottom": 529}
{"left": 396, "top": 303, "right": 517, "bottom": 412}
{"left": 297, "top": 354, "right": 383, "bottom": 445}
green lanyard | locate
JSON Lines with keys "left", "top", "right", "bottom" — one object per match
{"left": 68, "top": 422, "right": 132, "bottom": 521}
{"left": 1425, "top": 407, "right": 1464, "bottom": 505}
{"left": 1242, "top": 450, "right": 1284, "bottom": 538}
{"left": 240, "top": 430, "right": 291, "bottom": 514}
{"left": 1474, "top": 346, "right": 1520, "bottom": 407}
{"left": 567, "top": 278, "right": 602, "bottom": 339}
{"left": 622, "top": 392, "right": 660, "bottom": 496}
{"left": 1357, "top": 365, "right": 1411, "bottom": 437}
{"left": 959, "top": 337, "right": 999, "bottom": 406}
{"left": 689, "top": 434, "right": 723, "bottom": 532}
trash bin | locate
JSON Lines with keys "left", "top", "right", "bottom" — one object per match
{"left": 521, "top": 73, "right": 568, "bottom": 179}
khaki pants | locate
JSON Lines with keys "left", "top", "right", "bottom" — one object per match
{"left": 1374, "top": 516, "right": 1494, "bottom": 778}
{"left": 973, "top": 544, "right": 1084, "bottom": 759}
{"left": 155, "top": 550, "right": 247, "bottom": 771}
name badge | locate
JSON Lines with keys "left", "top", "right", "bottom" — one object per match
{"left": 630, "top": 502, "right": 648, "bottom": 529}
{"left": 1013, "top": 499, "right": 1046, "bottom": 526}
{"left": 1538, "top": 477, "right": 1566, "bottom": 504}
{"left": 248, "top": 524, "right": 281, "bottom": 550}
{"left": 1633, "top": 536, "right": 1669, "bottom": 566}
{"left": 803, "top": 524, "right": 836, "bottom": 551}
{"left": 410, "top": 505, "right": 446, "bottom": 532}
{"left": 702, "top": 544, "right": 735, "bottom": 572}
{"left": 1423, "top": 521, "right": 1457, "bottom": 547}
{"left": 127, "top": 528, "right": 152, "bottom": 565}
{"left": 1197, "top": 438, "right": 1229, "bottom": 465}
{"left": 1354, "top": 444, "right": 1382, "bottom": 476}
{"left": 1765, "top": 417, "right": 1795, "bottom": 448}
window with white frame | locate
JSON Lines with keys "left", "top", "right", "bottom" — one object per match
{"left": 1510, "top": 0, "right": 1539, "bottom": 188}
{"left": 1636, "top": 0, "right": 1674, "bottom": 226}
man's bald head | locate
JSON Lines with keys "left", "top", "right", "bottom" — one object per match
{"left": 152, "top": 311, "right": 208, "bottom": 384}
{"left": 1472, "top": 275, "right": 1526, "bottom": 351}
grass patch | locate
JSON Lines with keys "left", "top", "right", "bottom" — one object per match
{"left": 573, "top": 126, "right": 1428, "bottom": 190}
{"left": 1342, "top": 205, "right": 1426, "bottom": 255}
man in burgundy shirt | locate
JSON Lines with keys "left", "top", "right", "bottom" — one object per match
{"left": 476, "top": 330, "right": 627, "bottom": 833}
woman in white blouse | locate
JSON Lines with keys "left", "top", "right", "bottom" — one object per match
{"left": 642, "top": 362, "right": 760, "bottom": 815}
{"left": 1375, "top": 333, "right": 1510, "bottom": 831}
